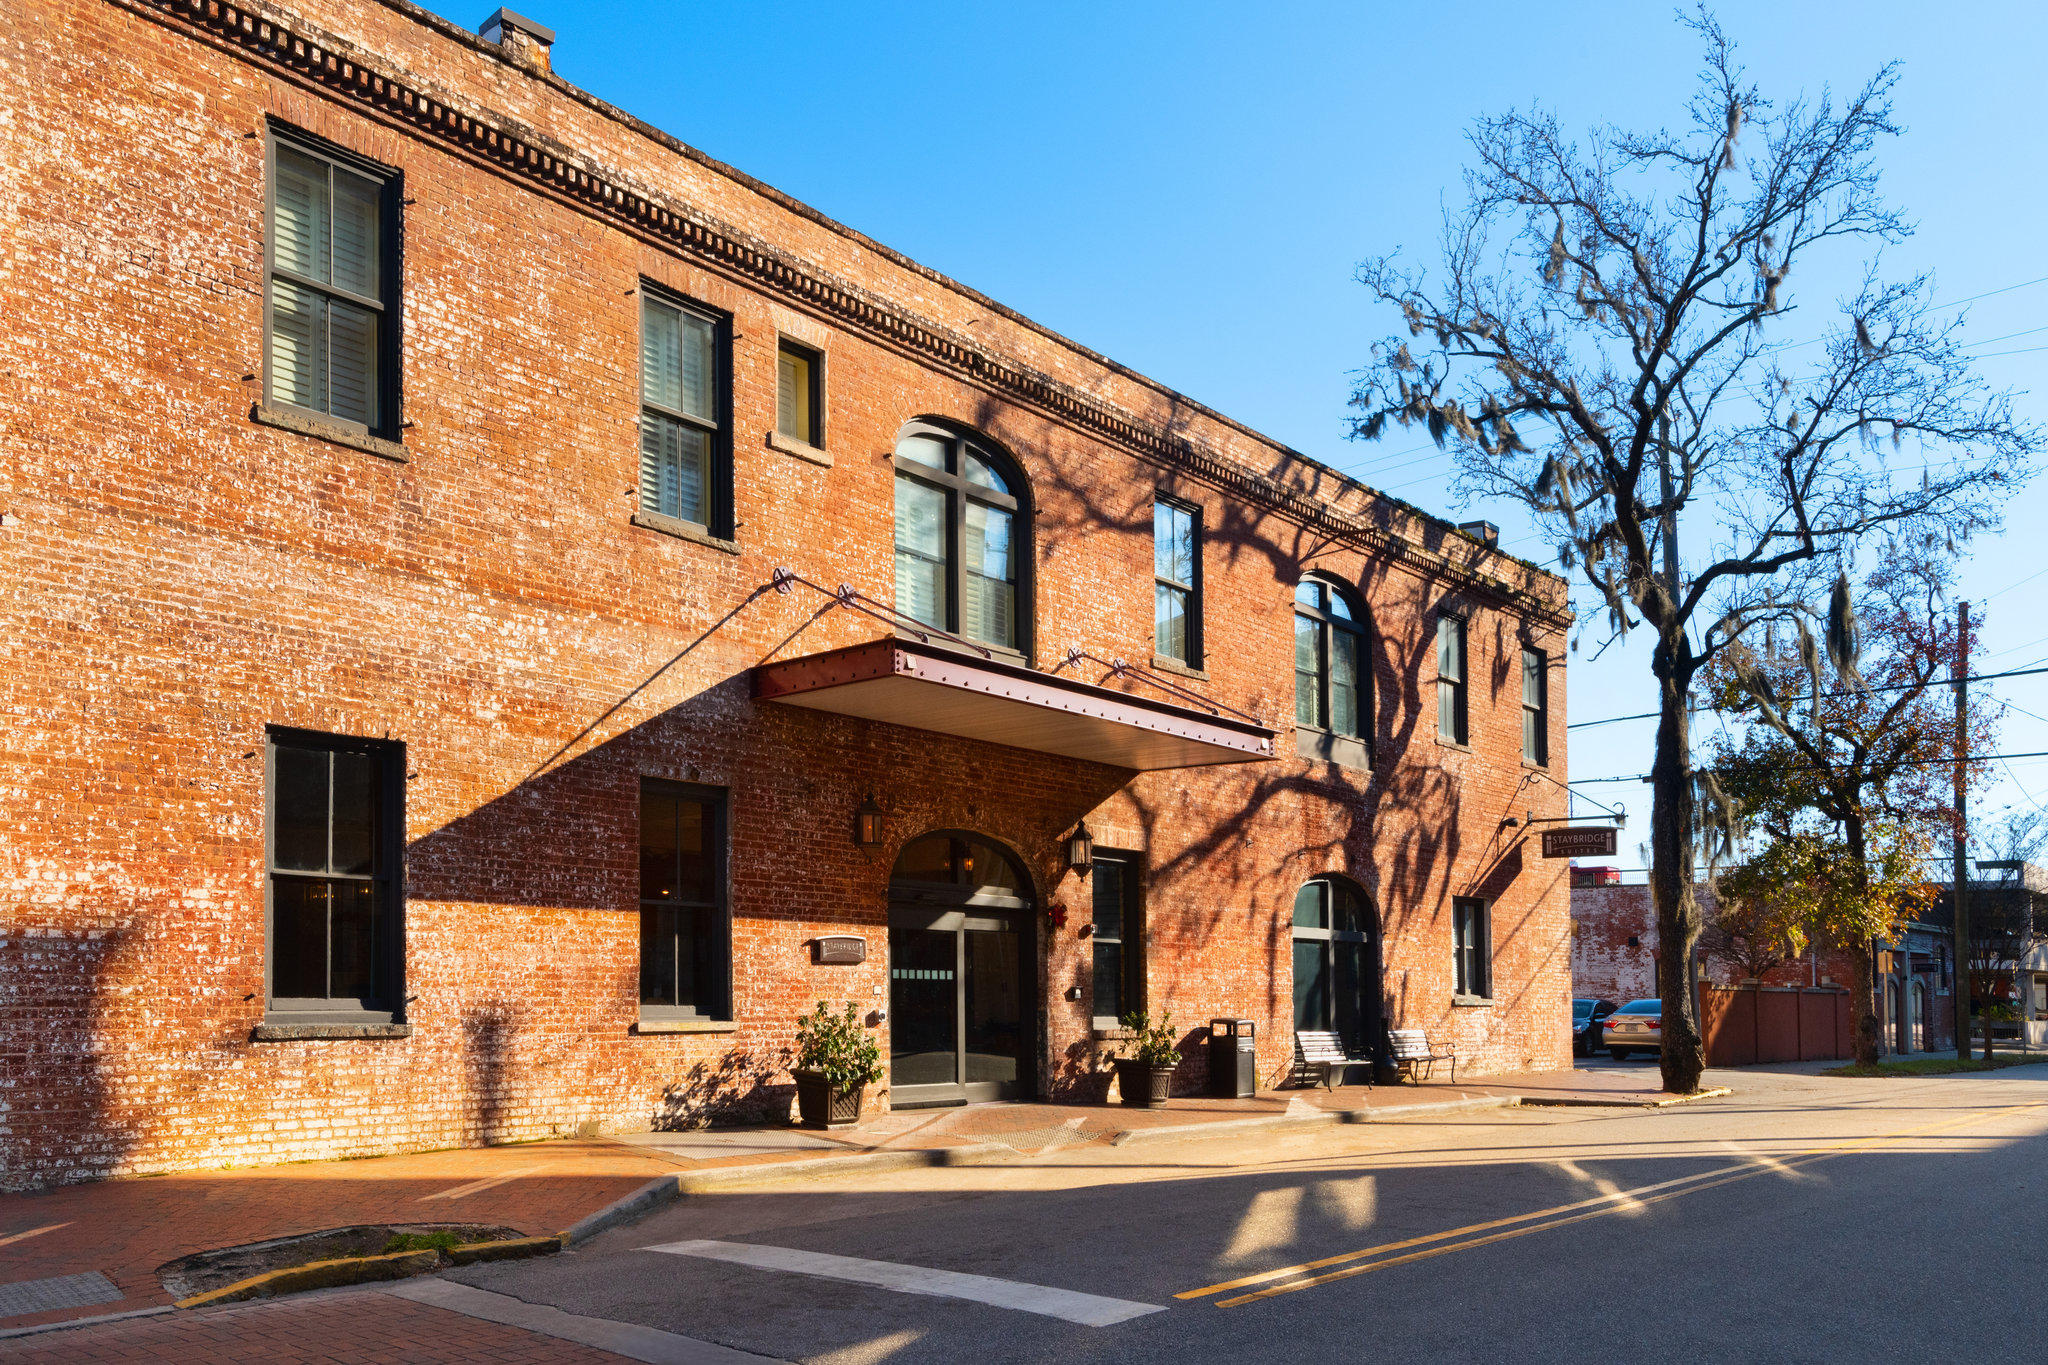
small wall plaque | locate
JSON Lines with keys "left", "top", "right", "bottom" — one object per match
{"left": 812, "top": 935, "right": 867, "bottom": 966}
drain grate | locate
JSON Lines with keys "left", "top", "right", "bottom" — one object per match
{"left": 0, "top": 1270, "right": 122, "bottom": 1319}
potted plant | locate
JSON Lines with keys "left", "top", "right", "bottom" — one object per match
{"left": 1113, "top": 1010, "right": 1179, "bottom": 1108}
{"left": 792, "top": 1001, "right": 883, "bottom": 1129}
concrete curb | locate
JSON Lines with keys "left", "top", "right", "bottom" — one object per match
{"left": 1109, "top": 1094, "right": 1520, "bottom": 1146}
{"left": 557, "top": 1141, "right": 1018, "bottom": 1247}
{"left": 172, "top": 1235, "right": 564, "bottom": 1309}
{"left": 0, "top": 1305, "right": 178, "bottom": 1342}
{"left": 1520, "top": 1085, "right": 1735, "bottom": 1109}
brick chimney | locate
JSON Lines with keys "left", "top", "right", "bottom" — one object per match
{"left": 480, "top": 7, "right": 554, "bottom": 75}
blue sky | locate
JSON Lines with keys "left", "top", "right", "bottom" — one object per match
{"left": 442, "top": 1, "right": 2048, "bottom": 867}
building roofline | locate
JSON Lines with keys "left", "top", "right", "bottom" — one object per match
{"left": 354, "top": 1, "right": 1560, "bottom": 590}
{"left": 130, "top": 0, "right": 1565, "bottom": 607}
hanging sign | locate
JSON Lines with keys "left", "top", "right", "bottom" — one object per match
{"left": 811, "top": 935, "right": 868, "bottom": 965}
{"left": 1541, "top": 827, "right": 1618, "bottom": 859}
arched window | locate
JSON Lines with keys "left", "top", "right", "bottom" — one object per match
{"left": 1294, "top": 577, "right": 1367, "bottom": 746}
{"left": 1292, "top": 877, "right": 1380, "bottom": 1052}
{"left": 893, "top": 423, "right": 1027, "bottom": 653}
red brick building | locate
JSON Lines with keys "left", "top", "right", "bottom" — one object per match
{"left": 0, "top": 0, "right": 1572, "bottom": 1188}
{"left": 1571, "top": 876, "right": 1957, "bottom": 1057}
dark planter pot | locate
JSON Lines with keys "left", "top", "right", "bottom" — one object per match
{"left": 1115, "top": 1058, "right": 1177, "bottom": 1108}
{"left": 793, "top": 1069, "right": 866, "bottom": 1129}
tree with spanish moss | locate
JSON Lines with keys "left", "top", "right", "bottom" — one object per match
{"left": 1346, "top": 12, "right": 2034, "bottom": 1091}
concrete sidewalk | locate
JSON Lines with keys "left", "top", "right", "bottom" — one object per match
{"left": 0, "top": 1063, "right": 1712, "bottom": 1335}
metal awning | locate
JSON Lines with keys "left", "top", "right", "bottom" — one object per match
{"left": 753, "top": 638, "right": 1276, "bottom": 771}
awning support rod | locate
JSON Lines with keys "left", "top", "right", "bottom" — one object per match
{"left": 1057, "top": 649, "right": 1263, "bottom": 725}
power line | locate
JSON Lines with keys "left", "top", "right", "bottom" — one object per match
{"left": 1566, "top": 663, "right": 2048, "bottom": 731}
{"left": 1570, "top": 747, "right": 2048, "bottom": 786}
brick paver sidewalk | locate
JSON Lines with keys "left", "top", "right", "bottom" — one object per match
{"left": 0, "top": 1287, "right": 627, "bottom": 1363}
{"left": 0, "top": 1138, "right": 681, "bottom": 1333}
{"left": 0, "top": 1062, "right": 1702, "bottom": 1340}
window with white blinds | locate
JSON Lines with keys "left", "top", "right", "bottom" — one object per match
{"left": 776, "top": 339, "right": 821, "bottom": 446}
{"left": 891, "top": 424, "right": 1027, "bottom": 653}
{"left": 638, "top": 288, "right": 728, "bottom": 534}
{"left": 265, "top": 131, "right": 396, "bottom": 434}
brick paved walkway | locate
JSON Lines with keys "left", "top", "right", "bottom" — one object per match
{"left": 0, "top": 1288, "right": 627, "bottom": 1363}
{"left": 0, "top": 1138, "right": 680, "bottom": 1332}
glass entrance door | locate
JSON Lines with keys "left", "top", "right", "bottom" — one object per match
{"left": 887, "top": 834, "right": 1033, "bottom": 1107}
{"left": 1291, "top": 878, "right": 1381, "bottom": 1060}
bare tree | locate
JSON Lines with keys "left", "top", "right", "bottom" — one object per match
{"left": 1346, "top": 12, "right": 2033, "bottom": 1090}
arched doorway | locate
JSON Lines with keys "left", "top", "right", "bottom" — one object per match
{"left": 1291, "top": 877, "right": 1381, "bottom": 1060}
{"left": 1911, "top": 980, "right": 1928, "bottom": 1053}
{"left": 887, "top": 832, "right": 1035, "bottom": 1107}
{"left": 1886, "top": 978, "right": 1901, "bottom": 1054}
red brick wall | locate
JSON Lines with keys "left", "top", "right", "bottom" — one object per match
{"left": 0, "top": 0, "right": 1573, "bottom": 1187}
{"left": 1571, "top": 883, "right": 1862, "bottom": 1006}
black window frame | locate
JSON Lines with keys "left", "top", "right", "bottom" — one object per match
{"left": 1090, "top": 852, "right": 1144, "bottom": 1029}
{"left": 775, "top": 336, "right": 825, "bottom": 449}
{"left": 637, "top": 282, "right": 735, "bottom": 540}
{"left": 262, "top": 123, "right": 404, "bottom": 441}
{"left": 1453, "top": 896, "right": 1491, "bottom": 1000}
{"left": 1522, "top": 647, "right": 1549, "bottom": 767}
{"left": 1293, "top": 576, "right": 1371, "bottom": 761}
{"left": 263, "top": 727, "right": 405, "bottom": 1023}
{"left": 1152, "top": 497, "right": 1202, "bottom": 668}
{"left": 637, "top": 779, "right": 733, "bottom": 1023}
{"left": 1438, "top": 614, "right": 1470, "bottom": 745}
{"left": 891, "top": 420, "right": 1032, "bottom": 658}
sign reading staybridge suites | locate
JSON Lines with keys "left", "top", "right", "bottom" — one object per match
{"left": 1541, "top": 827, "right": 1619, "bottom": 859}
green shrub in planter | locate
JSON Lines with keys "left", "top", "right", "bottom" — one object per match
{"left": 793, "top": 1001, "right": 883, "bottom": 1129}
{"left": 1113, "top": 1010, "right": 1179, "bottom": 1108}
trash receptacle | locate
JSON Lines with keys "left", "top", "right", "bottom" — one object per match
{"left": 1209, "top": 1018, "right": 1257, "bottom": 1097}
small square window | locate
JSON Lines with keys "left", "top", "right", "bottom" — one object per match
{"left": 776, "top": 339, "right": 823, "bottom": 448}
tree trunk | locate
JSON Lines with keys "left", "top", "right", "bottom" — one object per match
{"left": 1844, "top": 818, "right": 1881, "bottom": 1068}
{"left": 1650, "top": 635, "right": 1706, "bottom": 1093}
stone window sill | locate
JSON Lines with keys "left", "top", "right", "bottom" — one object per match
{"left": 1451, "top": 994, "right": 1493, "bottom": 1008}
{"left": 1149, "top": 654, "right": 1208, "bottom": 681}
{"left": 251, "top": 402, "right": 408, "bottom": 463}
{"left": 1297, "top": 727, "right": 1372, "bottom": 772}
{"left": 765, "top": 429, "right": 832, "bottom": 467}
{"left": 635, "top": 1018, "right": 739, "bottom": 1035}
{"left": 631, "top": 511, "right": 740, "bottom": 555}
{"left": 252, "top": 1021, "right": 413, "bottom": 1041}
{"left": 1437, "top": 738, "right": 1474, "bottom": 754}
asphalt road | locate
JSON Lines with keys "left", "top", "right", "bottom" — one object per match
{"left": 434, "top": 1062, "right": 2048, "bottom": 1364}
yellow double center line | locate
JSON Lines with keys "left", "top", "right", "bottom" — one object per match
{"left": 1178, "top": 1101, "right": 2043, "bottom": 1308}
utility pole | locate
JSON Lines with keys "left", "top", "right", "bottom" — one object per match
{"left": 1953, "top": 600, "right": 1972, "bottom": 1063}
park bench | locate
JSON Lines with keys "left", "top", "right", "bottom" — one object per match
{"left": 1293, "top": 1029, "right": 1375, "bottom": 1089}
{"left": 1386, "top": 1028, "right": 1457, "bottom": 1084}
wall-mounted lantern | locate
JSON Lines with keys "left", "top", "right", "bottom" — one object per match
{"left": 854, "top": 793, "right": 886, "bottom": 849}
{"left": 1065, "top": 820, "right": 1094, "bottom": 877}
